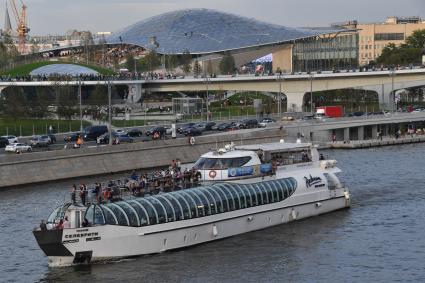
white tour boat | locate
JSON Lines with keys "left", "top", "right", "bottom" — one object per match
{"left": 33, "top": 141, "right": 350, "bottom": 267}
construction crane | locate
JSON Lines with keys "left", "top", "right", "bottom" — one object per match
{"left": 8, "top": 0, "right": 30, "bottom": 54}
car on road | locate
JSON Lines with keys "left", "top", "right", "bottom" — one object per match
{"left": 48, "top": 134, "right": 57, "bottom": 144}
{"left": 83, "top": 125, "right": 108, "bottom": 141}
{"left": 126, "top": 128, "right": 143, "bottom": 137}
{"left": 146, "top": 126, "right": 166, "bottom": 137}
{"left": 177, "top": 123, "right": 195, "bottom": 134}
{"left": 64, "top": 132, "right": 83, "bottom": 142}
{"left": 183, "top": 127, "right": 203, "bottom": 136}
{"left": 29, "top": 135, "right": 51, "bottom": 147}
{"left": 98, "top": 132, "right": 134, "bottom": 144}
{"left": 2, "top": 135, "right": 18, "bottom": 144}
{"left": 203, "top": 122, "right": 216, "bottom": 131}
{"left": 239, "top": 118, "right": 259, "bottom": 129}
{"left": 115, "top": 133, "right": 134, "bottom": 144}
{"left": 0, "top": 137, "right": 9, "bottom": 148}
{"left": 214, "top": 122, "right": 236, "bottom": 131}
{"left": 259, "top": 117, "right": 276, "bottom": 127}
{"left": 5, "top": 143, "right": 32, "bottom": 153}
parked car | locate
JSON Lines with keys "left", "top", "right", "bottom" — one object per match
{"left": 64, "top": 132, "right": 82, "bottom": 142}
{"left": 29, "top": 135, "right": 50, "bottom": 147}
{"left": 146, "top": 126, "right": 166, "bottom": 137}
{"left": 240, "top": 118, "right": 259, "bottom": 129}
{"left": 115, "top": 133, "right": 134, "bottom": 144}
{"left": 259, "top": 117, "right": 276, "bottom": 127}
{"left": 5, "top": 143, "right": 32, "bottom": 153}
{"left": 47, "top": 134, "right": 57, "bottom": 144}
{"left": 214, "top": 122, "right": 234, "bottom": 131}
{"left": 1, "top": 135, "right": 18, "bottom": 144}
{"left": 177, "top": 123, "right": 195, "bottom": 134}
{"left": 0, "top": 137, "right": 9, "bottom": 148}
{"left": 183, "top": 127, "right": 203, "bottom": 136}
{"left": 204, "top": 122, "right": 216, "bottom": 131}
{"left": 83, "top": 125, "right": 108, "bottom": 141}
{"left": 126, "top": 128, "right": 143, "bottom": 137}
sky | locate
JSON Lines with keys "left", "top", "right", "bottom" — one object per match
{"left": 5, "top": 0, "right": 425, "bottom": 35}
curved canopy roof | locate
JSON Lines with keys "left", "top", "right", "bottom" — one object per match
{"left": 106, "top": 9, "right": 342, "bottom": 55}
{"left": 85, "top": 177, "right": 297, "bottom": 227}
{"left": 30, "top": 64, "right": 99, "bottom": 76}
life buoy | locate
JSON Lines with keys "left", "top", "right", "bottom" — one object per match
{"left": 189, "top": 136, "right": 196, "bottom": 145}
{"left": 209, "top": 170, "right": 217, "bottom": 179}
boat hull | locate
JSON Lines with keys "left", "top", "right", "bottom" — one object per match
{"left": 45, "top": 192, "right": 349, "bottom": 267}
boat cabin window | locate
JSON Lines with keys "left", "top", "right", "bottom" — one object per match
{"left": 194, "top": 156, "right": 252, "bottom": 170}
{"left": 47, "top": 204, "right": 70, "bottom": 224}
{"left": 271, "top": 150, "right": 311, "bottom": 166}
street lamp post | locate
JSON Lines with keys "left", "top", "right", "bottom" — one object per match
{"left": 107, "top": 79, "right": 113, "bottom": 146}
{"left": 390, "top": 69, "right": 395, "bottom": 112}
{"left": 276, "top": 74, "right": 283, "bottom": 118}
{"left": 205, "top": 77, "right": 210, "bottom": 121}
{"left": 310, "top": 73, "right": 314, "bottom": 114}
{"left": 78, "top": 81, "right": 83, "bottom": 132}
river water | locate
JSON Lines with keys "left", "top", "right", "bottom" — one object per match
{"left": 1, "top": 143, "right": 425, "bottom": 282}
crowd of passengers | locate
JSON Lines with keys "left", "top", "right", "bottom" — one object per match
{"left": 70, "top": 162, "right": 202, "bottom": 206}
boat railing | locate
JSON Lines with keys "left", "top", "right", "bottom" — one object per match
{"left": 69, "top": 170, "right": 202, "bottom": 206}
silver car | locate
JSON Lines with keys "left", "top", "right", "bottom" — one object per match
{"left": 29, "top": 135, "right": 51, "bottom": 147}
{"left": 5, "top": 143, "right": 32, "bottom": 153}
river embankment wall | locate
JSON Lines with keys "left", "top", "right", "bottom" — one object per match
{"left": 0, "top": 128, "right": 285, "bottom": 188}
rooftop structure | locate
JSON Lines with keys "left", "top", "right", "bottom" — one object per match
{"left": 29, "top": 63, "right": 99, "bottom": 76}
{"left": 106, "top": 9, "right": 342, "bottom": 55}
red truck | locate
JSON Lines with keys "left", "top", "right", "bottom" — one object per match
{"left": 315, "top": 106, "right": 343, "bottom": 118}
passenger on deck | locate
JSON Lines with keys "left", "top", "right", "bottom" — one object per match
{"left": 71, "top": 184, "right": 77, "bottom": 204}
{"left": 56, "top": 219, "right": 64, "bottom": 230}
{"left": 63, "top": 216, "right": 71, "bottom": 229}
{"left": 40, "top": 220, "right": 47, "bottom": 231}
{"left": 82, "top": 218, "right": 90, "bottom": 227}
{"left": 319, "top": 153, "right": 325, "bottom": 160}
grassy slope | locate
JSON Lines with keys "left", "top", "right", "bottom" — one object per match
{"left": 0, "top": 118, "right": 91, "bottom": 136}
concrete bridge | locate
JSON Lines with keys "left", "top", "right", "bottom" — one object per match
{"left": 1, "top": 68, "right": 425, "bottom": 112}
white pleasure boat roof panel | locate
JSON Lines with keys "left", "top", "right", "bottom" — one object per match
{"left": 235, "top": 142, "right": 312, "bottom": 152}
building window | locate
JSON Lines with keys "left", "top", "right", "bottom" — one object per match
{"left": 375, "top": 33, "right": 404, "bottom": 41}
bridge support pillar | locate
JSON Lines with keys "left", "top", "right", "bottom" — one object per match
{"left": 358, "top": 126, "right": 364, "bottom": 141}
{"left": 127, "top": 84, "right": 143, "bottom": 106}
{"left": 361, "top": 84, "right": 395, "bottom": 111}
{"left": 344, "top": 128, "right": 350, "bottom": 141}
{"left": 371, "top": 125, "right": 378, "bottom": 140}
{"left": 285, "top": 92, "right": 305, "bottom": 112}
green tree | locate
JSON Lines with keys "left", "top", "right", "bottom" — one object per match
{"left": 193, "top": 60, "right": 202, "bottom": 76}
{"left": 125, "top": 54, "right": 136, "bottom": 72}
{"left": 2, "top": 87, "right": 28, "bottom": 118}
{"left": 206, "top": 60, "right": 214, "bottom": 76}
{"left": 165, "top": 54, "right": 179, "bottom": 71}
{"left": 219, "top": 52, "right": 236, "bottom": 75}
{"left": 88, "top": 84, "right": 108, "bottom": 106}
{"left": 55, "top": 84, "right": 77, "bottom": 119}
{"left": 406, "top": 29, "right": 425, "bottom": 49}
{"left": 181, "top": 49, "right": 192, "bottom": 74}
{"left": 144, "top": 50, "right": 161, "bottom": 71}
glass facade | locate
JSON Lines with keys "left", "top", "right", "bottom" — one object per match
{"left": 172, "top": 98, "right": 203, "bottom": 115}
{"left": 293, "top": 33, "right": 359, "bottom": 72}
{"left": 106, "top": 9, "right": 345, "bottom": 55}
{"left": 85, "top": 178, "right": 297, "bottom": 227}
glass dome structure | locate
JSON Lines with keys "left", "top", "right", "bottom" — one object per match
{"left": 106, "top": 9, "right": 340, "bottom": 55}
{"left": 85, "top": 178, "right": 297, "bottom": 227}
{"left": 30, "top": 64, "right": 99, "bottom": 76}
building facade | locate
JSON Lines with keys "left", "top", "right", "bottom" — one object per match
{"left": 356, "top": 17, "right": 425, "bottom": 66}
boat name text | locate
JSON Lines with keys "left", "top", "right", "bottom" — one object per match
{"left": 304, "top": 175, "right": 323, "bottom": 188}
